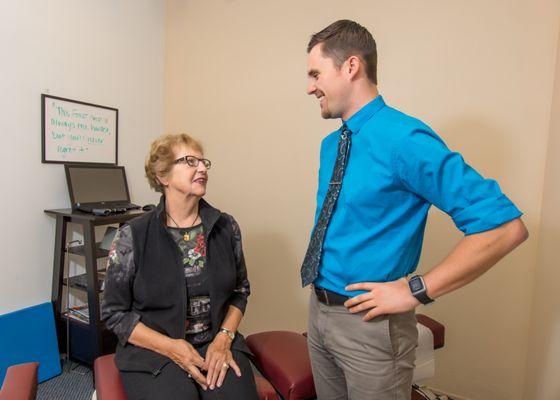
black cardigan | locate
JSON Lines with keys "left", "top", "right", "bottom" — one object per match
{"left": 101, "top": 196, "right": 251, "bottom": 374}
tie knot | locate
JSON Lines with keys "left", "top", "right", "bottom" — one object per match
{"left": 341, "top": 124, "right": 352, "bottom": 139}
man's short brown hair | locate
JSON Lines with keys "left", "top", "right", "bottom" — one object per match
{"left": 145, "top": 133, "right": 203, "bottom": 193}
{"left": 307, "top": 20, "right": 377, "bottom": 84}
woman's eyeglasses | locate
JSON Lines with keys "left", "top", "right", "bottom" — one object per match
{"left": 174, "top": 155, "right": 212, "bottom": 169}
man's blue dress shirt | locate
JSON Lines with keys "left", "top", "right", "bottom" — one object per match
{"left": 313, "top": 96, "right": 522, "bottom": 296}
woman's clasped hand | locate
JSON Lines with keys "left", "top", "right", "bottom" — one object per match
{"left": 167, "top": 335, "right": 242, "bottom": 391}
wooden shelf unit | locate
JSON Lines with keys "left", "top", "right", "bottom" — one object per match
{"left": 45, "top": 208, "right": 144, "bottom": 365}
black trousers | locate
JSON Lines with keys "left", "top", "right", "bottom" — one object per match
{"left": 120, "top": 344, "right": 259, "bottom": 400}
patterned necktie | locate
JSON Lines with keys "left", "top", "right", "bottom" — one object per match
{"left": 301, "top": 124, "right": 352, "bottom": 287}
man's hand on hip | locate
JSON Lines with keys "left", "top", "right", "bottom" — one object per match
{"left": 344, "top": 278, "right": 420, "bottom": 321}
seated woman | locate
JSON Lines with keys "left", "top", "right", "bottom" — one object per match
{"left": 101, "top": 133, "right": 258, "bottom": 400}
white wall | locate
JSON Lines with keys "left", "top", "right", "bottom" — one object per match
{"left": 0, "top": 0, "right": 164, "bottom": 315}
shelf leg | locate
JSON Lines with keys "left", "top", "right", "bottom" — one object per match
{"left": 51, "top": 215, "right": 67, "bottom": 319}
{"left": 83, "top": 221, "right": 102, "bottom": 362}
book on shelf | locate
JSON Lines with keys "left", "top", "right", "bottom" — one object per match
{"left": 65, "top": 305, "right": 90, "bottom": 323}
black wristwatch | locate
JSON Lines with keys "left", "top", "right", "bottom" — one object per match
{"left": 408, "top": 275, "right": 434, "bottom": 305}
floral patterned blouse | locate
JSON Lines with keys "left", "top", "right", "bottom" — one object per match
{"left": 167, "top": 224, "right": 212, "bottom": 345}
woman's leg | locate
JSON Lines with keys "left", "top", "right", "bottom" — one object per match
{"left": 120, "top": 362, "right": 200, "bottom": 400}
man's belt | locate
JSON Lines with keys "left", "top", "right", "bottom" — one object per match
{"left": 314, "top": 286, "right": 350, "bottom": 306}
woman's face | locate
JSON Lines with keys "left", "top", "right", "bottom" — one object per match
{"left": 160, "top": 144, "right": 208, "bottom": 198}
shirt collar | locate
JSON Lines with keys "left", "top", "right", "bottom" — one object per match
{"left": 342, "top": 95, "right": 385, "bottom": 134}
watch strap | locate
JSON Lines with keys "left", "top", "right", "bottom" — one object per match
{"left": 414, "top": 289, "right": 434, "bottom": 305}
{"left": 409, "top": 275, "right": 434, "bottom": 305}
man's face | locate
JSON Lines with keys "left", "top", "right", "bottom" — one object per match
{"left": 307, "top": 44, "right": 349, "bottom": 119}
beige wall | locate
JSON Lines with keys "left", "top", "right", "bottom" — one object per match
{"left": 165, "top": 1, "right": 560, "bottom": 399}
{"left": 523, "top": 25, "right": 560, "bottom": 400}
{"left": 0, "top": 0, "right": 163, "bottom": 314}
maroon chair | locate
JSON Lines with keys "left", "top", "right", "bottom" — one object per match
{"left": 0, "top": 362, "right": 39, "bottom": 400}
{"left": 94, "top": 354, "right": 278, "bottom": 400}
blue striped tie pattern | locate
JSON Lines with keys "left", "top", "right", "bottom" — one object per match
{"left": 301, "top": 124, "right": 352, "bottom": 287}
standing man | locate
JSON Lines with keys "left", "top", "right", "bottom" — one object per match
{"left": 301, "top": 20, "right": 528, "bottom": 400}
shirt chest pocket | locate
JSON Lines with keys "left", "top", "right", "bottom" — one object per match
{"left": 340, "top": 165, "right": 393, "bottom": 211}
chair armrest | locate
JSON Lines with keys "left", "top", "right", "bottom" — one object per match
{"left": 246, "top": 331, "right": 315, "bottom": 400}
{"left": 0, "top": 362, "right": 39, "bottom": 400}
{"left": 417, "top": 313, "right": 445, "bottom": 349}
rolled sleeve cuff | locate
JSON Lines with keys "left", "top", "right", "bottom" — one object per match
{"left": 114, "top": 311, "right": 141, "bottom": 346}
{"left": 451, "top": 194, "right": 523, "bottom": 235}
{"left": 229, "top": 293, "right": 248, "bottom": 315}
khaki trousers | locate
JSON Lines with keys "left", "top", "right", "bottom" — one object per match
{"left": 307, "top": 292, "right": 418, "bottom": 400}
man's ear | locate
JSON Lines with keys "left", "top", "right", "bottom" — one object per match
{"left": 346, "top": 56, "right": 361, "bottom": 80}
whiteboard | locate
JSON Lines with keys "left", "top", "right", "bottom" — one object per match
{"left": 42, "top": 94, "right": 118, "bottom": 164}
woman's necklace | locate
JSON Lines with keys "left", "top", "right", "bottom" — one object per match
{"left": 166, "top": 211, "right": 200, "bottom": 241}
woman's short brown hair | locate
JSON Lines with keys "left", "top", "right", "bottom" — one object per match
{"left": 145, "top": 133, "right": 204, "bottom": 193}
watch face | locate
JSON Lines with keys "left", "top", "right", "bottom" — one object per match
{"left": 410, "top": 278, "right": 423, "bottom": 292}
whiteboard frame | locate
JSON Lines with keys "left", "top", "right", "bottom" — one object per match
{"left": 41, "top": 94, "right": 119, "bottom": 165}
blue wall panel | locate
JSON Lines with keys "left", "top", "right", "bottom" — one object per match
{"left": 0, "top": 302, "right": 61, "bottom": 385}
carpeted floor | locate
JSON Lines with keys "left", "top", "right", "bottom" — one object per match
{"left": 37, "top": 363, "right": 94, "bottom": 400}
